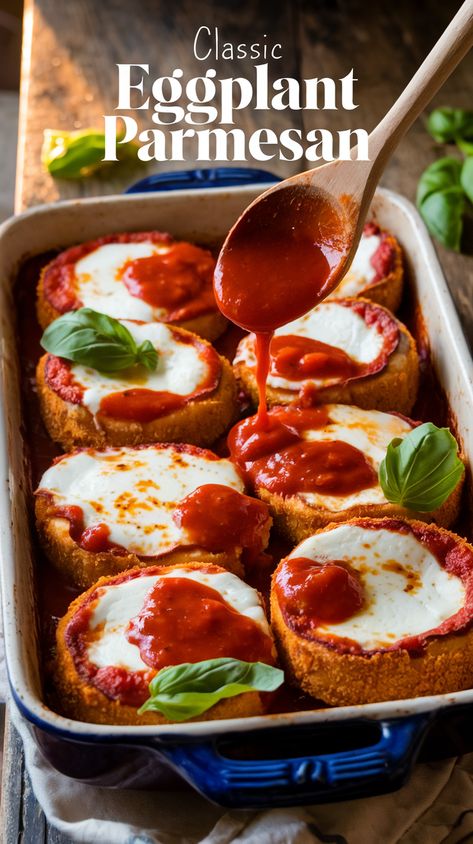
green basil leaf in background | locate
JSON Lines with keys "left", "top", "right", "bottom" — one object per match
{"left": 42, "top": 128, "right": 140, "bottom": 179}
{"left": 427, "top": 108, "right": 473, "bottom": 144}
{"left": 416, "top": 157, "right": 463, "bottom": 205}
{"left": 416, "top": 158, "right": 465, "bottom": 251}
{"left": 41, "top": 308, "right": 158, "bottom": 374}
{"left": 461, "top": 157, "right": 473, "bottom": 204}
{"left": 457, "top": 138, "right": 473, "bottom": 157}
{"left": 138, "top": 658, "right": 284, "bottom": 721}
{"left": 418, "top": 188, "right": 465, "bottom": 251}
{"left": 379, "top": 422, "right": 464, "bottom": 512}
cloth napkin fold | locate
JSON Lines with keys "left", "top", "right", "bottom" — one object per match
{"left": 10, "top": 701, "right": 473, "bottom": 844}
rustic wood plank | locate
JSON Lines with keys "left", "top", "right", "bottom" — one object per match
{"left": 0, "top": 714, "right": 24, "bottom": 844}
{"left": 21, "top": 765, "right": 47, "bottom": 844}
{"left": 16, "top": 0, "right": 301, "bottom": 211}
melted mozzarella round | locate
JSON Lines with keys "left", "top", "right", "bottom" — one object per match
{"left": 38, "top": 446, "right": 244, "bottom": 556}
{"left": 86, "top": 568, "right": 272, "bottom": 671}
{"left": 68, "top": 321, "right": 210, "bottom": 416}
{"left": 234, "top": 301, "right": 386, "bottom": 391}
{"left": 290, "top": 525, "right": 465, "bottom": 649}
{"left": 298, "top": 404, "right": 413, "bottom": 511}
{"left": 330, "top": 231, "right": 381, "bottom": 298}
{"left": 74, "top": 242, "right": 173, "bottom": 321}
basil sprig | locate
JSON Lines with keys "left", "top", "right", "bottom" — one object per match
{"left": 41, "top": 308, "right": 158, "bottom": 374}
{"left": 379, "top": 422, "right": 464, "bottom": 512}
{"left": 417, "top": 108, "right": 473, "bottom": 252}
{"left": 138, "top": 658, "right": 284, "bottom": 721}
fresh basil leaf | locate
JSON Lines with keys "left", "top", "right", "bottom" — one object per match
{"left": 457, "top": 138, "right": 473, "bottom": 157}
{"left": 379, "top": 422, "right": 464, "bottom": 512}
{"left": 138, "top": 658, "right": 284, "bottom": 721}
{"left": 416, "top": 157, "right": 463, "bottom": 206}
{"left": 41, "top": 308, "right": 158, "bottom": 374}
{"left": 136, "top": 339, "right": 158, "bottom": 372}
{"left": 427, "top": 108, "right": 473, "bottom": 144}
{"left": 418, "top": 188, "right": 464, "bottom": 251}
{"left": 461, "top": 157, "right": 473, "bottom": 205}
{"left": 42, "top": 128, "right": 140, "bottom": 179}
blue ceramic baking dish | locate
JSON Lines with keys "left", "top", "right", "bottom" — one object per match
{"left": 1, "top": 169, "right": 473, "bottom": 808}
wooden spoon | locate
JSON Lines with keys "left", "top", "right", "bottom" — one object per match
{"left": 215, "top": 0, "right": 473, "bottom": 335}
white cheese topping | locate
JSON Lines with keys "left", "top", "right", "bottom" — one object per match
{"left": 289, "top": 525, "right": 465, "bottom": 649}
{"left": 67, "top": 321, "right": 211, "bottom": 417}
{"left": 74, "top": 242, "right": 174, "bottom": 321}
{"left": 295, "top": 404, "right": 413, "bottom": 511}
{"left": 330, "top": 231, "right": 381, "bottom": 298}
{"left": 234, "top": 301, "right": 387, "bottom": 391}
{"left": 86, "top": 568, "right": 272, "bottom": 671}
{"left": 38, "top": 446, "right": 244, "bottom": 556}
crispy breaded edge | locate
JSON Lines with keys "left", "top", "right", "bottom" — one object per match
{"left": 234, "top": 301, "right": 419, "bottom": 416}
{"left": 36, "top": 334, "right": 238, "bottom": 452}
{"left": 330, "top": 232, "right": 404, "bottom": 313}
{"left": 255, "top": 468, "right": 464, "bottom": 543}
{"left": 54, "top": 563, "right": 266, "bottom": 725}
{"left": 35, "top": 494, "right": 247, "bottom": 588}
{"left": 270, "top": 517, "right": 473, "bottom": 706}
{"left": 36, "top": 266, "right": 228, "bottom": 342}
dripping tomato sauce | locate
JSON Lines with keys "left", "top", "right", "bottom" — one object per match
{"left": 65, "top": 565, "right": 274, "bottom": 706}
{"left": 173, "top": 483, "right": 270, "bottom": 555}
{"left": 214, "top": 184, "right": 352, "bottom": 426}
{"left": 44, "top": 327, "right": 222, "bottom": 424}
{"left": 228, "top": 406, "right": 377, "bottom": 498}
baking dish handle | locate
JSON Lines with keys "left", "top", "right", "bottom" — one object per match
{"left": 124, "top": 166, "right": 280, "bottom": 193}
{"left": 157, "top": 713, "right": 432, "bottom": 807}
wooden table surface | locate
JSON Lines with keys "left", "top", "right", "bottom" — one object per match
{"left": 3, "top": 0, "right": 473, "bottom": 840}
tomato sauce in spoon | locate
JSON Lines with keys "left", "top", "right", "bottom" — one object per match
{"left": 214, "top": 183, "right": 351, "bottom": 426}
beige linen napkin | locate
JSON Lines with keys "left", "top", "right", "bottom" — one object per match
{"left": 10, "top": 702, "right": 473, "bottom": 844}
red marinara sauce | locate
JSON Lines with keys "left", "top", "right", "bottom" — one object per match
{"left": 119, "top": 241, "right": 217, "bottom": 321}
{"left": 51, "top": 504, "right": 127, "bottom": 555}
{"left": 41, "top": 232, "right": 218, "bottom": 322}
{"left": 270, "top": 334, "right": 357, "bottom": 382}
{"left": 275, "top": 556, "right": 365, "bottom": 629}
{"left": 42, "top": 232, "right": 172, "bottom": 314}
{"left": 126, "top": 575, "right": 275, "bottom": 671}
{"left": 214, "top": 184, "right": 351, "bottom": 426}
{"left": 66, "top": 565, "right": 275, "bottom": 707}
{"left": 274, "top": 519, "right": 473, "bottom": 656}
{"left": 228, "top": 407, "right": 377, "bottom": 499}
{"left": 363, "top": 222, "right": 396, "bottom": 283}
{"left": 267, "top": 299, "right": 399, "bottom": 389}
{"left": 173, "top": 484, "right": 270, "bottom": 554}
{"left": 44, "top": 328, "right": 222, "bottom": 424}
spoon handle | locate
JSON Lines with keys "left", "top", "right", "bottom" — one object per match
{"left": 369, "top": 0, "right": 473, "bottom": 171}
